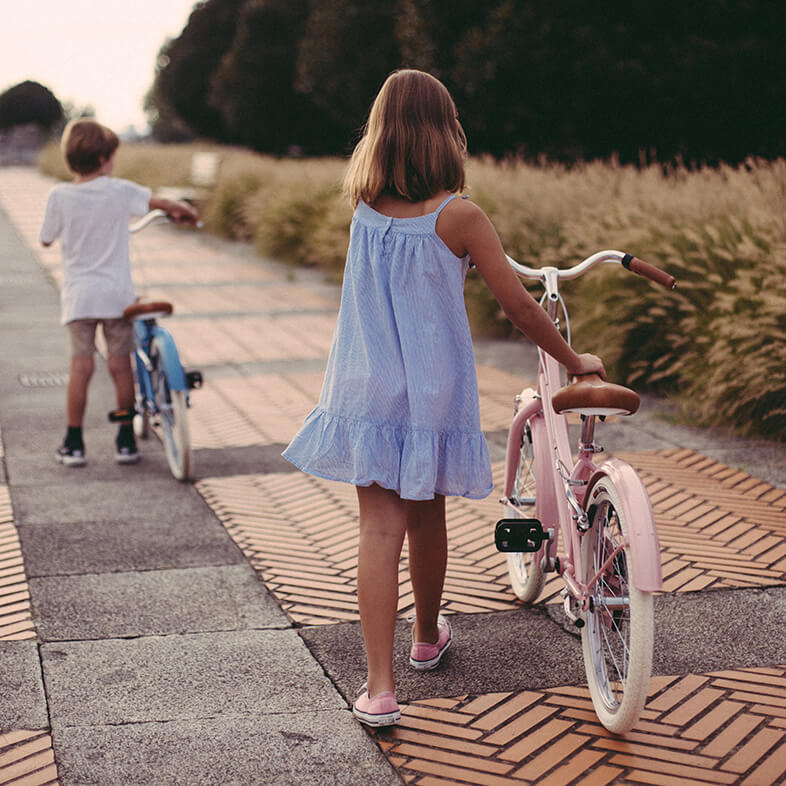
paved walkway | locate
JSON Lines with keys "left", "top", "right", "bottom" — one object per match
{"left": 0, "top": 166, "right": 784, "bottom": 785}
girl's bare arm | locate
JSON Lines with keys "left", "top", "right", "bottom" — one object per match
{"left": 438, "top": 199, "right": 605, "bottom": 379}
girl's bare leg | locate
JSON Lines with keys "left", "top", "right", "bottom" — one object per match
{"left": 406, "top": 495, "right": 447, "bottom": 644}
{"left": 356, "top": 483, "right": 407, "bottom": 698}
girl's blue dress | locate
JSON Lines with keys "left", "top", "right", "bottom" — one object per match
{"left": 282, "top": 196, "right": 493, "bottom": 501}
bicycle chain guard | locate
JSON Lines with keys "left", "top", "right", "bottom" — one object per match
{"left": 495, "top": 518, "right": 548, "bottom": 553}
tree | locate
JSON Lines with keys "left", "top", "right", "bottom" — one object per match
{"left": 147, "top": 0, "right": 246, "bottom": 139}
{"left": 0, "top": 81, "right": 63, "bottom": 131}
{"left": 295, "top": 0, "right": 404, "bottom": 148}
{"left": 210, "top": 0, "right": 342, "bottom": 153}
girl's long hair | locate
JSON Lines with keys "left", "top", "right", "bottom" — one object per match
{"left": 344, "top": 69, "right": 467, "bottom": 207}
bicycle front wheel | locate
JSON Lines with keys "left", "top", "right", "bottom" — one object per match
{"left": 506, "top": 422, "right": 545, "bottom": 603}
{"left": 152, "top": 339, "right": 192, "bottom": 481}
{"left": 581, "top": 479, "right": 653, "bottom": 734}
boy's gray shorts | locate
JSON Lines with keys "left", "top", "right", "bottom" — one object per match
{"left": 66, "top": 318, "right": 135, "bottom": 358}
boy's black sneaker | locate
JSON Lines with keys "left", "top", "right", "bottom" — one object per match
{"left": 56, "top": 443, "right": 86, "bottom": 467}
{"left": 115, "top": 433, "right": 140, "bottom": 465}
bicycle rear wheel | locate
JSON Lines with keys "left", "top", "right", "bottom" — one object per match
{"left": 506, "top": 422, "right": 546, "bottom": 603}
{"left": 151, "top": 339, "right": 192, "bottom": 481}
{"left": 581, "top": 479, "right": 653, "bottom": 734}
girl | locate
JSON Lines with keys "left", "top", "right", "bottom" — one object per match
{"left": 283, "top": 69, "right": 605, "bottom": 727}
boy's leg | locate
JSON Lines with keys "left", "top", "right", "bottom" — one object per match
{"left": 406, "top": 495, "right": 447, "bottom": 645}
{"left": 103, "top": 319, "right": 136, "bottom": 415}
{"left": 103, "top": 320, "right": 140, "bottom": 464}
{"left": 65, "top": 320, "right": 97, "bottom": 427}
{"left": 66, "top": 355, "right": 94, "bottom": 426}
{"left": 106, "top": 353, "right": 135, "bottom": 414}
{"left": 356, "top": 483, "right": 407, "bottom": 698}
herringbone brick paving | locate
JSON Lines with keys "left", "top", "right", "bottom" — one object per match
{"left": 0, "top": 483, "right": 35, "bottom": 642}
{"left": 371, "top": 666, "right": 786, "bottom": 785}
{"left": 195, "top": 449, "right": 786, "bottom": 625}
{"left": 2, "top": 167, "right": 784, "bottom": 785}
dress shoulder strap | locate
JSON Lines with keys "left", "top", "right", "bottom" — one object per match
{"left": 433, "top": 194, "right": 458, "bottom": 217}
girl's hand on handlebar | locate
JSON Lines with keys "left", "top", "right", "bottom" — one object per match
{"left": 568, "top": 353, "right": 607, "bottom": 381}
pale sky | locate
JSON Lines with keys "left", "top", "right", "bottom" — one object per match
{"left": 1, "top": 0, "right": 199, "bottom": 133}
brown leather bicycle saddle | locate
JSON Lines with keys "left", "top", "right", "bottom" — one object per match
{"left": 123, "top": 301, "right": 174, "bottom": 320}
{"left": 552, "top": 373, "right": 640, "bottom": 417}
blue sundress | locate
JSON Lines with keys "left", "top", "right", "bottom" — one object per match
{"left": 282, "top": 195, "right": 493, "bottom": 501}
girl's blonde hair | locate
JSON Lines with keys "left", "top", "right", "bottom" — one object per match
{"left": 343, "top": 69, "right": 467, "bottom": 206}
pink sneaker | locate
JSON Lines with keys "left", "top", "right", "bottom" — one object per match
{"left": 409, "top": 614, "right": 452, "bottom": 670}
{"left": 352, "top": 684, "right": 400, "bottom": 727}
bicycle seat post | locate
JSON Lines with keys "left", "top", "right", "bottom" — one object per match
{"left": 578, "top": 414, "right": 603, "bottom": 461}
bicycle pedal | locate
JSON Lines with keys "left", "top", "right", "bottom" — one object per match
{"left": 108, "top": 407, "right": 136, "bottom": 423}
{"left": 186, "top": 370, "right": 203, "bottom": 390}
{"left": 495, "top": 518, "right": 548, "bottom": 553}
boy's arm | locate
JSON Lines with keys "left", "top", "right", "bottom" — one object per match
{"left": 149, "top": 196, "right": 199, "bottom": 224}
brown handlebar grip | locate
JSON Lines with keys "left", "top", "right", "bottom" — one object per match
{"left": 622, "top": 253, "right": 676, "bottom": 289}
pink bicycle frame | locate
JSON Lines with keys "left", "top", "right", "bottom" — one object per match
{"left": 504, "top": 348, "right": 663, "bottom": 598}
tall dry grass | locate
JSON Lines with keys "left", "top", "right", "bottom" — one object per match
{"left": 38, "top": 142, "right": 786, "bottom": 440}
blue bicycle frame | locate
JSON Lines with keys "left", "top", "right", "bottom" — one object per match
{"left": 132, "top": 319, "right": 189, "bottom": 406}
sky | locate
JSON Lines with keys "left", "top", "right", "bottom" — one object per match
{"left": 1, "top": 0, "right": 199, "bottom": 133}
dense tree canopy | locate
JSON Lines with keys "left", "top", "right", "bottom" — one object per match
{"left": 0, "top": 81, "right": 63, "bottom": 131}
{"left": 146, "top": 0, "right": 786, "bottom": 163}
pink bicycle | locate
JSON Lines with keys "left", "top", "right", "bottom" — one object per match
{"left": 494, "top": 250, "right": 676, "bottom": 733}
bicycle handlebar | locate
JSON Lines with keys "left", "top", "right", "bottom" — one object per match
{"left": 621, "top": 253, "right": 676, "bottom": 289}
{"left": 507, "top": 249, "right": 676, "bottom": 290}
{"left": 129, "top": 209, "right": 203, "bottom": 233}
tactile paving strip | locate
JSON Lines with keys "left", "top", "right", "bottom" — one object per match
{"left": 0, "top": 485, "right": 35, "bottom": 641}
{"left": 372, "top": 665, "right": 786, "bottom": 785}
{"left": 0, "top": 730, "right": 59, "bottom": 786}
{"left": 196, "top": 449, "right": 786, "bottom": 626}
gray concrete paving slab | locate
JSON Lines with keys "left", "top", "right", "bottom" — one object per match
{"left": 29, "top": 565, "right": 288, "bottom": 641}
{"left": 18, "top": 516, "right": 245, "bottom": 577}
{"left": 0, "top": 641, "right": 49, "bottom": 729}
{"left": 12, "top": 476, "right": 216, "bottom": 525}
{"left": 299, "top": 608, "right": 586, "bottom": 706}
{"left": 651, "top": 586, "right": 786, "bottom": 674}
{"left": 192, "top": 444, "right": 297, "bottom": 479}
{"left": 42, "top": 630, "right": 342, "bottom": 727}
{"left": 53, "top": 712, "right": 401, "bottom": 786}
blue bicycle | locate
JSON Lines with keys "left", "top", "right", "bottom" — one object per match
{"left": 126, "top": 210, "right": 202, "bottom": 480}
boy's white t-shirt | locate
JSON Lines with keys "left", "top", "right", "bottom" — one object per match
{"left": 39, "top": 176, "right": 152, "bottom": 324}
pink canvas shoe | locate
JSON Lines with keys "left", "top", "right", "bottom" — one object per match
{"left": 352, "top": 684, "right": 400, "bottom": 727}
{"left": 409, "top": 614, "right": 452, "bottom": 671}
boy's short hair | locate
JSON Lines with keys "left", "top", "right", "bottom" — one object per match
{"left": 60, "top": 118, "right": 119, "bottom": 175}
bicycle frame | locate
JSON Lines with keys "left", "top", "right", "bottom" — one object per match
{"left": 502, "top": 252, "right": 664, "bottom": 615}
{"left": 132, "top": 318, "right": 189, "bottom": 406}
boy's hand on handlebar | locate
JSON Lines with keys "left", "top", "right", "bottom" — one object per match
{"left": 568, "top": 353, "right": 607, "bottom": 381}
{"left": 168, "top": 201, "right": 200, "bottom": 225}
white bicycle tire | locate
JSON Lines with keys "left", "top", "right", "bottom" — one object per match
{"left": 581, "top": 478, "right": 653, "bottom": 734}
{"left": 506, "top": 423, "right": 545, "bottom": 603}
{"left": 152, "top": 339, "right": 192, "bottom": 481}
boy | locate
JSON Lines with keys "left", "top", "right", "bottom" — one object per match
{"left": 40, "top": 118, "right": 198, "bottom": 467}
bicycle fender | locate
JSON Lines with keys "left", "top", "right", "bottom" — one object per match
{"left": 586, "top": 458, "right": 663, "bottom": 592}
{"left": 504, "top": 388, "right": 540, "bottom": 499}
{"left": 150, "top": 325, "right": 188, "bottom": 390}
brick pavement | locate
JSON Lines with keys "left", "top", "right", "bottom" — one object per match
{"left": 0, "top": 167, "right": 784, "bottom": 785}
